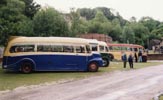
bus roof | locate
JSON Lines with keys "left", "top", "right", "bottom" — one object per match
{"left": 107, "top": 43, "right": 144, "bottom": 48}
{"left": 86, "top": 39, "right": 99, "bottom": 44}
{"left": 8, "top": 36, "right": 90, "bottom": 45}
{"left": 86, "top": 39, "right": 107, "bottom": 46}
{"left": 98, "top": 41, "right": 107, "bottom": 46}
{"left": 107, "top": 43, "right": 133, "bottom": 47}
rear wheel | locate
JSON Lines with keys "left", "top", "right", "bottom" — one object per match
{"left": 109, "top": 54, "right": 114, "bottom": 61}
{"left": 142, "top": 56, "right": 147, "bottom": 62}
{"left": 21, "top": 62, "right": 33, "bottom": 74}
{"left": 88, "top": 62, "right": 98, "bottom": 72}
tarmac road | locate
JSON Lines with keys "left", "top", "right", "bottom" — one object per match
{"left": 1, "top": 64, "right": 163, "bottom": 100}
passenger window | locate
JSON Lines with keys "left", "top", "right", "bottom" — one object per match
{"left": 105, "top": 46, "right": 109, "bottom": 52}
{"left": 37, "top": 45, "right": 51, "bottom": 52}
{"left": 51, "top": 45, "right": 63, "bottom": 52}
{"left": 99, "top": 45, "right": 105, "bottom": 52}
{"left": 24, "top": 45, "right": 35, "bottom": 52}
{"left": 63, "top": 46, "right": 74, "bottom": 53}
{"left": 10, "top": 45, "right": 34, "bottom": 53}
{"left": 92, "top": 45, "right": 97, "bottom": 51}
{"left": 76, "top": 46, "right": 85, "bottom": 53}
{"left": 86, "top": 45, "right": 91, "bottom": 53}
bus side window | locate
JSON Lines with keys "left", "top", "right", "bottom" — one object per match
{"left": 51, "top": 45, "right": 62, "bottom": 52}
{"left": 43, "top": 45, "right": 51, "bottom": 52}
{"left": 24, "top": 45, "right": 35, "bottom": 52}
{"left": 37, "top": 45, "right": 43, "bottom": 52}
{"left": 86, "top": 45, "right": 91, "bottom": 53}
{"left": 63, "top": 46, "right": 74, "bottom": 53}
{"left": 16, "top": 47, "right": 23, "bottom": 52}
{"left": 10, "top": 45, "right": 35, "bottom": 53}
{"left": 92, "top": 45, "right": 97, "bottom": 51}
{"left": 109, "top": 46, "right": 113, "bottom": 51}
{"left": 76, "top": 46, "right": 85, "bottom": 53}
{"left": 105, "top": 46, "right": 109, "bottom": 52}
{"left": 10, "top": 46, "right": 17, "bottom": 53}
{"left": 10, "top": 45, "right": 24, "bottom": 53}
{"left": 99, "top": 45, "right": 104, "bottom": 52}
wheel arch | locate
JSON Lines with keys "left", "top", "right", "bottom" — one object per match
{"left": 19, "top": 58, "right": 36, "bottom": 71}
{"left": 102, "top": 57, "right": 110, "bottom": 67}
{"left": 88, "top": 60, "right": 100, "bottom": 67}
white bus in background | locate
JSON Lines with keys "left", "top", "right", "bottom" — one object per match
{"left": 87, "top": 39, "right": 110, "bottom": 67}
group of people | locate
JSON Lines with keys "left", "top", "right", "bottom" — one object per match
{"left": 121, "top": 50, "right": 143, "bottom": 69}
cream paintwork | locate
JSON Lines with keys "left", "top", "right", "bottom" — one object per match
{"left": 4, "top": 37, "right": 92, "bottom": 56}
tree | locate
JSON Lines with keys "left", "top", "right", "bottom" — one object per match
{"left": 20, "top": 0, "right": 40, "bottom": 19}
{"left": 130, "top": 16, "right": 137, "bottom": 22}
{"left": 18, "top": 19, "right": 34, "bottom": 36}
{"left": 130, "top": 22, "right": 149, "bottom": 46}
{"left": 139, "top": 17, "right": 160, "bottom": 32}
{"left": 70, "top": 8, "right": 83, "bottom": 36}
{"left": 96, "top": 7, "right": 115, "bottom": 20}
{"left": 77, "top": 8, "right": 96, "bottom": 20}
{"left": 88, "top": 11, "right": 112, "bottom": 34}
{"left": 110, "top": 24, "right": 122, "bottom": 42}
{"left": 151, "top": 23, "right": 163, "bottom": 39}
{"left": 122, "top": 25, "right": 135, "bottom": 43}
{"left": 0, "top": 0, "right": 29, "bottom": 45}
{"left": 33, "top": 7, "right": 69, "bottom": 37}
{"left": 93, "top": 11, "right": 108, "bottom": 23}
{"left": 0, "top": 0, "right": 7, "bottom": 7}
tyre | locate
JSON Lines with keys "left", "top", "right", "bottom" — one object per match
{"left": 21, "top": 62, "right": 33, "bottom": 74}
{"left": 102, "top": 58, "right": 109, "bottom": 67}
{"left": 109, "top": 54, "right": 114, "bottom": 61}
{"left": 88, "top": 62, "right": 98, "bottom": 72}
{"left": 142, "top": 56, "right": 147, "bottom": 62}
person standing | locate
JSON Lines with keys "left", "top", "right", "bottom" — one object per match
{"left": 128, "top": 53, "right": 134, "bottom": 68}
{"left": 134, "top": 52, "right": 138, "bottom": 62}
{"left": 138, "top": 49, "right": 142, "bottom": 62}
{"left": 121, "top": 52, "right": 127, "bottom": 68}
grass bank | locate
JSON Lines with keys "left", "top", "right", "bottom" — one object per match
{"left": 0, "top": 62, "right": 162, "bottom": 91}
{"left": 160, "top": 96, "right": 163, "bottom": 100}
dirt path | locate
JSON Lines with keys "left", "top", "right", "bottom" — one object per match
{"left": 1, "top": 64, "right": 163, "bottom": 100}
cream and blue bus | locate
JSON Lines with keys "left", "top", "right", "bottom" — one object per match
{"left": 2, "top": 37, "right": 103, "bottom": 73}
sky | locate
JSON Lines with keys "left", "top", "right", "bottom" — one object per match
{"left": 34, "top": 0, "right": 163, "bottom": 21}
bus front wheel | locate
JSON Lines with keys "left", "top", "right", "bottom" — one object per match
{"left": 88, "top": 62, "right": 98, "bottom": 72}
{"left": 21, "top": 62, "right": 33, "bottom": 74}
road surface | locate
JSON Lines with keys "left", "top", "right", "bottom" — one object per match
{"left": 1, "top": 64, "right": 163, "bottom": 100}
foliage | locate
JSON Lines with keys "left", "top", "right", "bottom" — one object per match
{"left": 0, "top": 0, "right": 29, "bottom": 45}
{"left": 0, "top": 0, "right": 163, "bottom": 48}
{"left": 0, "top": 0, "right": 7, "bottom": 7}
{"left": 139, "top": 17, "right": 160, "bottom": 32}
{"left": 77, "top": 8, "right": 96, "bottom": 20}
{"left": 151, "top": 24, "right": 163, "bottom": 38}
{"left": 122, "top": 25, "right": 135, "bottom": 43}
{"left": 20, "top": 0, "right": 40, "bottom": 19}
{"left": 70, "top": 8, "right": 89, "bottom": 36}
{"left": 130, "top": 22, "right": 149, "bottom": 46}
{"left": 88, "top": 11, "right": 112, "bottom": 34}
{"left": 33, "top": 8, "right": 69, "bottom": 37}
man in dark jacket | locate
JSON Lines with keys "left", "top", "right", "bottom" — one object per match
{"left": 128, "top": 53, "right": 133, "bottom": 68}
{"left": 121, "top": 52, "right": 127, "bottom": 68}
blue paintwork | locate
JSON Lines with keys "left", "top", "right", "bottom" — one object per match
{"left": 2, "top": 53, "right": 103, "bottom": 72}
